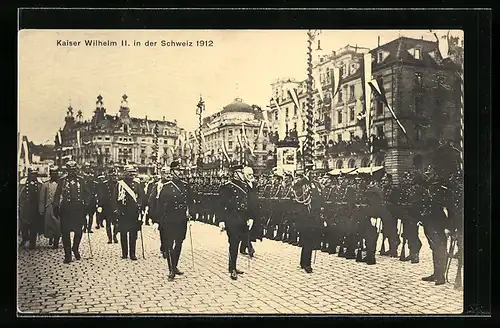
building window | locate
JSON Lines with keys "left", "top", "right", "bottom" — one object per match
{"left": 415, "top": 48, "right": 421, "bottom": 60}
{"left": 323, "top": 135, "right": 328, "bottom": 145}
{"left": 228, "top": 141, "right": 233, "bottom": 149}
{"left": 105, "top": 137, "right": 110, "bottom": 141}
{"left": 124, "top": 125, "right": 129, "bottom": 134}
{"left": 119, "top": 138, "right": 122, "bottom": 141}
{"left": 337, "top": 110, "right": 343, "bottom": 124}
{"left": 378, "top": 51, "right": 383, "bottom": 63}
{"left": 349, "top": 85, "right": 355, "bottom": 101}
{"left": 254, "top": 129, "right": 258, "bottom": 136}
{"left": 337, "top": 88, "right": 343, "bottom": 103}
{"left": 98, "top": 137, "right": 102, "bottom": 140}
{"left": 164, "top": 140, "right": 168, "bottom": 144}
{"left": 415, "top": 72, "right": 423, "bottom": 86}
{"left": 336, "top": 160, "right": 343, "bottom": 169}
{"left": 349, "top": 106, "right": 355, "bottom": 121}
{"left": 141, "top": 159, "right": 145, "bottom": 165}
{"left": 141, "top": 148, "right": 145, "bottom": 154}
{"left": 376, "top": 125, "right": 384, "bottom": 137}
{"left": 142, "top": 128, "right": 146, "bottom": 134}
{"left": 302, "top": 120, "right": 306, "bottom": 131}
{"left": 275, "top": 111, "right": 278, "bottom": 121}
{"left": 228, "top": 129, "right": 233, "bottom": 137}
{"left": 294, "top": 106, "right": 297, "bottom": 116}
{"left": 105, "top": 148, "right": 110, "bottom": 153}
{"left": 376, "top": 101, "right": 384, "bottom": 115}
{"left": 348, "top": 158, "right": 356, "bottom": 168}
{"left": 350, "top": 131, "right": 355, "bottom": 140}
{"left": 337, "top": 134, "right": 342, "bottom": 142}
{"left": 361, "top": 158, "right": 369, "bottom": 167}
{"left": 415, "top": 125, "right": 423, "bottom": 141}
{"left": 285, "top": 124, "right": 289, "bottom": 133}
{"left": 262, "top": 143, "right": 267, "bottom": 151}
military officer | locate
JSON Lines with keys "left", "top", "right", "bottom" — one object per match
{"left": 217, "top": 163, "right": 256, "bottom": 280}
{"left": 380, "top": 173, "right": 402, "bottom": 257}
{"left": 19, "top": 168, "right": 43, "bottom": 249}
{"left": 113, "top": 165, "right": 145, "bottom": 260}
{"left": 96, "top": 169, "right": 119, "bottom": 244}
{"left": 399, "top": 171, "right": 423, "bottom": 263}
{"left": 152, "top": 161, "right": 193, "bottom": 281}
{"left": 53, "top": 161, "right": 89, "bottom": 263}
{"left": 39, "top": 166, "right": 61, "bottom": 249}
{"left": 143, "top": 174, "right": 159, "bottom": 225}
{"left": 239, "top": 167, "right": 258, "bottom": 257}
{"left": 82, "top": 163, "right": 98, "bottom": 233}
{"left": 420, "top": 165, "right": 450, "bottom": 285}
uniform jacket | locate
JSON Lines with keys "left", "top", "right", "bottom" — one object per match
{"left": 149, "top": 178, "right": 193, "bottom": 225}
{"left": 218, "top": 178, "right": 256, "bottom": 231}
{"left": 53, "top": 174, "right": 89, "bottom": 232}
{"left": 39, "top": 180, "right": 60, "bottom": 238}
{"left": 19, "top": 178, "right": 42, "bottom": 228}
{"left": 113, "top": 177, "right": 145, "bottom": 232}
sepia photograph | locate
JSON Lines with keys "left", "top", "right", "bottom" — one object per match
{"left": 18, "top": 28, "right": 464, "bottom": 315}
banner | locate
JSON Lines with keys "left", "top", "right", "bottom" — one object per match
{"left": 363, "top": 52, "right": 373, "bottom": 135}
{"left": 276, "top": 147, "right": 297, "bottom": 174}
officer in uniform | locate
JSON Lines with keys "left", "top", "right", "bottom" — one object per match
{"left": 380, "top": 173, "right": 401, "bottom": 257}
{"left": 113, "top": 165, "right": 144, "bottom": 260}
{"left": 340, "top": 175, "right": 358, "bottom": 259}
{"left": 420, "top": 165, "right": 450, "bottom": 285}
{"left": 96, "top": 168, "right": 119, "bottom": 244}
{"left": 82, "top": 163, "right": 98, "bottom": 233}
{"left": 239, "top": 167, "right": 258, "bottom": 257}
{"left": 19, "top": 168, "right": 43, "bottom": 249}
{"left": 217, "top": 163, "right": 256, "bottom": 280}
{"left": 53, "top": 161, "right": 89, "bottom": 263}
{"left": 399, "top": 171, "right": 423, "bottom": 263}
{"left": 152, "top": 161, "right": 193, "bottom": 281}
{"left": 39, "top": 166, "right": 61, "bottom": 249}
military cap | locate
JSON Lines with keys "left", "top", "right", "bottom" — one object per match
{"left": 49, "top": 166, "right": 59, "bottom": 172}
{"left": 124, "top": 165, "right": 137, "bottom": 172}
{"left": 66, "top": 161, "right": 77, "bottom": 169}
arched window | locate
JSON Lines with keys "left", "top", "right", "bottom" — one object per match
{"left": 375, "top": 156, "right": 384, "bottom": 166}
{"left": 413, "top": 154, "right": 423, "bottom": 171}
{"left": 336, "top": 160, "right": 343, "bottom": 169}
{"left": 348, "top": 158, "right": 356, "bottom": 168}
{"left": 361, "top": 157, "right": 369, "bottom": 167}
{"left": 123, "top": 125, "right": 129, "bottom": 134}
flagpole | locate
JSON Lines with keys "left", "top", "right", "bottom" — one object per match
{"left": 305, "top": 30, "right": 320, "bottom": 172}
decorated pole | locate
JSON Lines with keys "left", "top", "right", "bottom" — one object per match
{"left": 153, "top": 123, "right": 160, "bottom": 174}
{"left": 304, "top": 30, "right": 320, "bottom": 171}
{"left": 196, "top": 96, "right": 205, "bottom": 170}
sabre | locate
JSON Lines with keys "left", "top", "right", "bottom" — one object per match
{"left": 140, "top": 225, "right": 145, "bottom": 259}
{"left": 188, "top": 214, "right": 195, "bottom": 270}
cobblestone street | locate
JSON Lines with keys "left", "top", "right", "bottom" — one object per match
{"left": 17, "top": 221, "right": 463, "bottom": 315}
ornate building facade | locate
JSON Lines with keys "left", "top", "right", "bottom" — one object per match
{"left": 187, "top": 97, "right": 275, "bottom": 174}
{"left": 55, "top": 94, "right": 185, "bottom": 174}
{"left": 269, "top": 36, "right": 462, "bottom": 182}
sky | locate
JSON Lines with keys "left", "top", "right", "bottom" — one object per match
{"left": 18, "top": 29, "right": 462, "bottom": 144}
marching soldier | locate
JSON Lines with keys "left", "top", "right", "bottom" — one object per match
{"left": 53, "top": 161, "right": 89, "bottom": 263}
{"left": 19, "top": 168, "right": 43, "bottom": 249}
{"left": 96, "top": 169, "right": 119, "bottom": 244}
{"left": 217, "top": 163, "right": 256, "bottom": 280}
{"left": 82, "top": 163, "right": 98, "bottom": 233}
{"left": 151, "top": 161, "right": 193, "bottom": 281}
{"left": 113, "top": 165, "right": 145, "bottom": 261}
{"left": 39, "top": 166, "right": 61, "bottom": 249}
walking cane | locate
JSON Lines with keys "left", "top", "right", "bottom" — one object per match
{"left": 86, "top": 228, "right": 93, "bottom": 258}
{"left": 140, "top": 225, "right": 145, "bottom": 259}
{"left": 445, "top": 236, "right": 457, "bottom": 283}
{"left": 188, "top": 215, "right": 195, "bottom": 270}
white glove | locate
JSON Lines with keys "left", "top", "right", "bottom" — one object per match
{"left": 219, "top": 222, "right": 226, "bottom": 231}
{"left": 323, "top": 221, "right": 327, "bottom": 227}
{"left": 444, "top": 229, "right": 451, "bottom": 237}
{"left": 97, "top": 207, "right": 103, "bottom": 213}
{"left": 417, "top": 221, "right": 423, "bottom": 227}
{"left": 152, "top": 223, "right": 159, "bottom": 232}
{"left": 247, "top": 219, "right": 254, "bottom": 230}
{"left": 370, "top": 217, "right": 377, "bottom": 227}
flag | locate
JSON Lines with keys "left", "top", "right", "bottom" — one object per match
{"left": 76, "top": 130, "right": 81, "bottom": 148}
{"left": 331, "top": 67, "right": 343, "bottom": 103}
{"left": 271, "top": 97, "right": 286, "bottom": 139}
{"left": 221, "top": 139, "right": 230, "bottom": 162}
{"left": 368, "top": 79, "right": 408, "bottom": 136}
{"left": 257, "top": 120, "right": 265, "bottom": 139}
{"left": 57, "top": 130, "right": 62, "bottom": 145}
{"left": 22, "top": 139, "right": 30, "bottom": 167}
{"left": 313, "top": 69, "right": 324, "bottom": 102}
{"left": 146, "top": 120, "right": 150, "bottom": 131}
{"left": 435, "top": 31, "right": 450, "bottom": 60}
{"left": 362, "top": 52, "right": 373, "bottom": 135}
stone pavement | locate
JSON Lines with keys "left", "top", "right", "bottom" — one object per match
{"left": 17, "top": 221, "right": 463, "bottom": 315}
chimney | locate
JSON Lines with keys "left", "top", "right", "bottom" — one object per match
{"left": 163, "top": 116, "right": 165, "bottom": 121}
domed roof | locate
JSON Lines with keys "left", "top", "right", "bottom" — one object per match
{"left": 221, "top": 98, "right": 254, "bottom": 114}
